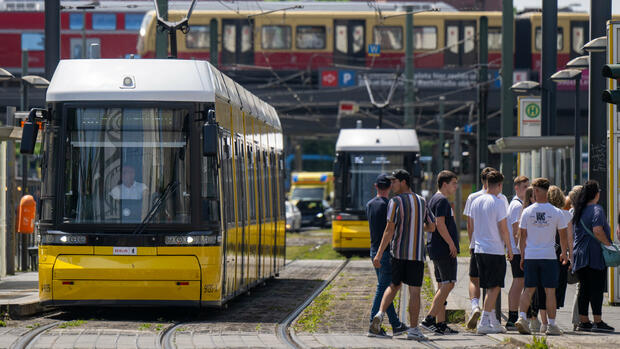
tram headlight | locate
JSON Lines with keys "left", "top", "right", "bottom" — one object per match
{"left": 42, "top": 231, "right": 87, "bottom": 244}
{"left": 164, "top": 232, "right": 220, "bottom": 246}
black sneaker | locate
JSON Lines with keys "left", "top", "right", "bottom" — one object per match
{"left": 437, "top": 322, "right": 459, "bottom": 334}
{"left": 592, "top": 321, "right": 615, "bottom": 333}
{"left": 505, "top": 320, "right": 517, "bottom": 331}
{"left": 367, "top": 326, "right": 391, "bottom": 338}
{"left": 577, "top": 321, "right": 593, "bottom": 332}
{"left": 392, "top": 322, "right": 408, "bottom": 336}
{"left": 420, "top": 315, "right": 437, "bottom": 332}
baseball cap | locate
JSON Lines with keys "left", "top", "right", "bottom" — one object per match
{"left": 391, "top": 169, "right": 411, "bottom": 183}
{"left": 375, "top": 173, "right": 394, "bottom": 188}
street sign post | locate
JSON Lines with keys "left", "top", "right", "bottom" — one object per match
{"left": 518, "top": 96, "right": 542, "bottom": 137}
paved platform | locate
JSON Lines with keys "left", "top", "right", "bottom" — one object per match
{"left": 0, "top": 271, "right": 46, "bottom": 318}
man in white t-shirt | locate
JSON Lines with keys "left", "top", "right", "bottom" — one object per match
{"left": 515, "top": 178, "right": 568, "bottom": 336}
{"left": 464, "top": 167, "right": 509, "bottom": 329}
{"left": 470, "top": 171, "right": 513, "bottom": 334}
{"left": 110, "top": 164, "right": 148, "bottom": 200}
{"left": 506, "top": 176, "right": 530, "bottom": 329}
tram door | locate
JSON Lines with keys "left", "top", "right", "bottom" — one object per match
{"left": 222, "top": 19, "right": 255, "bottom": 66}
{"left": 570, "top": 21, "right": 589, "bottom": 59}
{"left": 333, "top": 20, "right": 366, "bottom": 66}
{"left": 444, "top": 20, "right": 476, "bottom": 67}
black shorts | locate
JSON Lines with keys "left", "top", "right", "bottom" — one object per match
{"left": 524, "top": 259, "right": 558, "bottom": 288}
{"left": 469, "top": 249, "right": 479, "bottom": 278}
{"left": 510, "top": 254, "right": 524, "bottom": 278}
{"left": 433, "top": 257, "right": 457, "bottom": 284}
{"left": 475, "top": 253, "right": 506, "bottom": 289}
{"left": 392, "top": 258, "right": 424, "bottom": 287}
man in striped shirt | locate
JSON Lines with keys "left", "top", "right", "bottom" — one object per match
{"left": 370, "top": 169, "right": 436, "bottom": 341}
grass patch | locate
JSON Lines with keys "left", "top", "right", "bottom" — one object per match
{"left": 138, "top": 323, "right": 152, "bottom": 330}
{"left": 0, "top": 320, "right": 6, "bottom": 327}
{"left": 446, "top": 309, "right": 465, "bottom": 324}
{"left": 526, "top": 336, "right": 549, "bottom": 349}
{"left": 255, "top": 323, "right": 262, "bottom": 331}
{"left": 294, "top": 284, "right": 335, "bottom": 333}
{"left": 58, "top": 320, "right": 86, "bottom": 328}
{"left": 155, "top": 324, "right": 163, "bottom": 331}
{"left": 421, "top": 267, "right": 435, "bottom": 312}
{"left": 287, "top": 243, "right": 345, "bottom": 260}
{"left": 26, "top": 323, "right": 40, "bottom": 329}
{"left": 458, "top": 230, "right": 471, "bottom": 257}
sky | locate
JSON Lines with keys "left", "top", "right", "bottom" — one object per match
{"left": 513, "top": 0, "right": 620, "bottom": 14}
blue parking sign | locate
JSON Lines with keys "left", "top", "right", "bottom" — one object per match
{"left": 368, "top": 44, "right": 381, "bottom": 56}
{"left": 339, "top": 70, "right": 356, "bottom": 87}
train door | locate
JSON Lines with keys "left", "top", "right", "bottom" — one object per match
{"left": 570, "top": 21, "right": 588, "bottom": 59}
{"left": 444, "top": 20, "right": 476, "bottom": 67}
{"left": 221, "top": 133, "right": 235, "bottom": 298}
{"left": 222, "top": 19, "right": 254, "bottom": 66}
{"left": 333, "top": 20, "right": 366, "bottom": 66}
{"left": 234, "top": 137, "right": 247, "bottom": 289}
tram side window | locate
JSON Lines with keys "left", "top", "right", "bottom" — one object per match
{"left": 270, "top": 151, "right": 278, "bottom": 221}
{"left": 223, "top": 136, "right": 234, "bottom": 225}
{"left": 279, "top": 153, "right": 285, "bottom": 220}
{"left": 248, "top": 145, "right": 256, "bottom": 221}
{"left": 186, "top": 25, "right": 210, "bottom": 49}
{"left": 261, "top": 25, "right": 291, "bottom": 49}
{"left": 235, "top": 137, "right": 246, "bottom": 224}
{"left": 373, "top": 26, "right": 403, "bottom": 51}
{"left": 261, "top": 150, "right": 270, "bottom": 222}
{"left": 201, "top": 125, "right": 219, "bottom": 223}
{"left": 296, "top": 26, "right": 326, "bottom": 49}
{"left": 488, "top": 27, "right": 502, "bottom": 51}
{"left": 40, "top": 122, "right": 59, "bottom": 222}
{"left": 535, "top": 27, "right": 564, "bottom": 51}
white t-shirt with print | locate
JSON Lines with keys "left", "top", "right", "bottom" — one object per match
{"left": 472, "top": 193, "right": 509, "bottom": 255}
{"left": 519, "top": 202, "right": 568, "bottom": 260}
{"left": 507, "top": 196, "right": 523, "bottom": 254}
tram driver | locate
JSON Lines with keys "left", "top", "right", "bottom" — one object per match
{"left": 110, "top": 164, "right": 148, "bottom": 220}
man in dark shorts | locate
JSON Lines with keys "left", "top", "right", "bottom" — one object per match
{"left": 470, "top": 171, "right": 513, "bottom": 334}
{"left": 516, "top": 178, "right": 568, "bottom": 336}
{"left": 366, "top": 173, "right": 407, "bottom": 338}
{"left": 421, "top": 170, "right": 460, "bottom": 335}
{"left": 506, "top": 176, "right": 529, "bottom": 329}
{"left": 369, "top": 169, "right": 436, "bottom": 341}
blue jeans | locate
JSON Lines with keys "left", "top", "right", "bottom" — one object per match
{"left": 370, "top": 249, "right": 401, "bottom": 327}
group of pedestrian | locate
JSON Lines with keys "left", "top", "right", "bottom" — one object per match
{"left": 366, "top": 167, "right": 616, "bottom": 341}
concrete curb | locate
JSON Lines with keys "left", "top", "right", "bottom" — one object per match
{"left": 0, "top": 295, "right": 50, "bottom": 318}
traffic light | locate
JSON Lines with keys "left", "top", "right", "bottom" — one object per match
{"left": 602, "top": 64, "right": 620, "bottom": 104}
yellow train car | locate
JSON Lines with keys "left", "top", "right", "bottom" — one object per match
{"left": 22, "top": 58, "right": 285, "bottom": 307}
{"left": 331, "top": 129, "right": 420, "bottom": 253}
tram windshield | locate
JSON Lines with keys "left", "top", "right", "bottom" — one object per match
{"left": 63, "top": 107, "right": 191, "bottom": 225}
{"left": 290, "top": 187, "right": 324, "bottom": 201}
{"left": 346, "top": 153, "right": 404, "bottom": 212}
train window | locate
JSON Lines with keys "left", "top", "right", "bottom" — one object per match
{"left": 224, "top": 24, "right": 236, "bottom": 53}
{"left": 92, "top": 13, "right": 117, "bottom": 30}
{"left": 414, "top": 26, "right": 437, "bottom": 50}
{"left": 21, "top": 33, "right": 44, "bottom": 51}
{"left": 69, "top": 13, "right": 84, "bottom": 30}
{"left": 125, "top": 13, "right": 145, "bottom": 31}
{"left": 446, "top": 25, "right": 459, "bottom": 53}
{"left": 464, "top": 25, "right": 475, "bottom": 54}
{"left": 572, "top": 26, "right": 584, "bottom": 54}
{"left": 241, "top": 25, "right": 253, "bottom": 53}
{"left": 296, "top": 26, "right": 326, "bottom": 49}
{"left": 335, "top": 24, "right": 348, "bottom": 53}
{"left": 70, "top": 38, "right": 100, "bottom": 59}
{"left": 63, "top": 107, "right": 191, "bottom": 225}
{"left": 186, "top": 26, "right": 210, "bottom": 49}
{"left": 261, "top": 25, "right": 291, "bottom": 49}
{"left": 352, "top": 25, "right": 364, "bottom": 53}
{"left": 488, "top": 27, "right": 502, "bottom": 51}
{"left": 535, "top": 27, "right": 563, "bottom": 51}
{"left": 373, "top": 26, "right": 403, "bottom": 51}
{"left": 201, "top": 122, "right": 219, "bottom": 223}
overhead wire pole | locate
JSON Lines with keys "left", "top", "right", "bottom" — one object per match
{"left": 155, "top": 0, "right": 168, "bottom": 58}
{"left": 404, "top": 6, "right": 415, "bottom": 128}
{"left": 541, "top": 0, "right": 557, "bottom": 136}
{"left": 477, "top": 16, "right": 488, "bottom": 187}
{"left": 501, "top": 1, "right": 514, "bottom": 194}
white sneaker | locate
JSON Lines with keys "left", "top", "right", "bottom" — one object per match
{"left": 477, "top": 322, "right": 495, "bottom": 334}
{"left": 467, "top": 306, "right": 482, "bottom": 329}
{"left": 515, "top": 317, "right": 531, "bottom": 335}
{"left": 540, "top": 324, "right": 548, "bottom": 334}
{"left": 406, "top": 327, "right": 428, "bottom": 341}
{"left": 491, "top": 322, "right": 507, "bottom": 333}
{"left": 369, "top": 313, "right": 384, "bottom": 335}
{"left": 546, "top": 323, "right": 563, "bottom": 336}
{"left": 530, "top": 317, "right": 541, "bottom": 332}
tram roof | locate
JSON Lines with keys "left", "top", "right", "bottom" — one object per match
{"left": 47, "top": 59, "right": 280, "bottom": 129}
{"left": 335, "top": 129, "right": 420, "bottom": 152}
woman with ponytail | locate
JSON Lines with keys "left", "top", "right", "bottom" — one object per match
{"left": 572, "top": 180, "right": 614, "bottom": 332}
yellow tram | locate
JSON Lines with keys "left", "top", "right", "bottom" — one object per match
{"left": 331, "top": 129, "right": 420, "bottom": 253}
{"left": 21, "top": 59, "right": 285, "bottom": 307}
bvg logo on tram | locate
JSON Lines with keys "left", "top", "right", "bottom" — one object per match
{"left": 113, "top": 247, "right": 137, "bottom": 255}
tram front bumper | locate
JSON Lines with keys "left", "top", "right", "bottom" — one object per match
{"left": 50, "top": 255, "right": 202, "bottom": 306}
{"left": 332, "top": 220, "right": 371, "bottom": 251}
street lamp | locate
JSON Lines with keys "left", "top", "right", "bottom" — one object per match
{"left": 0, "top": 68, "right": 15, "bottom": 81}
{"left": 583, "top": 36, "right": 607, "bottom": 53}
{"left": 566, "top": 55, "right": 589, "bottom": 69}
{"left": 510, "top": 80, "right": 540, "bottom": 94}
{"left": 551, "top": 69, "right": 582, "bottom": 185}
{"left": 21, "top": 75, "right": 50, "bottom": 89}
